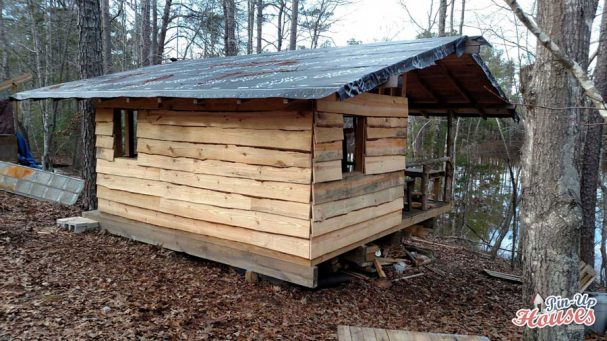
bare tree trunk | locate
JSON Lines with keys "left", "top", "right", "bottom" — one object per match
{"left": 247, "top": 0, "right": 254, "bottom": 54}
{"left": 256, "top": 0, "right": 263, "bottom": 53}
{"left": 101, "top": 0, "right": 111, "bottom": 73}
{"left": 276, "top": 0, "right": 285, "bottom": 51}
{"left": 601, "top": 182, "right": 607, "bottom": 285}
{"left": 289, "top": 0, "right": 299, "bottom": 50}
{"left": 438, "top": 0, "right": 447, "bottom": 37}
{"left": 141, "top": 0, "right": 151, "bottom": 65}
{"left": 509, "top": 0, "right": 598, "bottom": 339}
{"left": 150, "top": 0, "right": 158, "bottom": 64}
{"left": 223, "top": 0, "right": 237, "bottom": 56}
{"left": 76, "top": 0, "right": 103, "bottom": 210}
{"left": 449, "top": 0, "right": 455, "bottom": 34}
{"left": 581, "top": 0, "right": 607, "bottom": 268}
{"left": 458, "top": 0, "right": 465, "bottom": 34}
{"left": 156, "top": 0, "right": 172, "bottom": 64}
{"left": 0, "top": 0, "right": 9, "bottom": 80}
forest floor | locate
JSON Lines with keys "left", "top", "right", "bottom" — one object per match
{"left": 0, "top": 190, "right": 567, "bottom": 340}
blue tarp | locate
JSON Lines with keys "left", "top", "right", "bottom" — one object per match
{"left": 16, "top": 132, "right": 40, "bottom": 169}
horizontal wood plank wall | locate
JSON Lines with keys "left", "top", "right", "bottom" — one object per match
{"left": 94, "top": 104, "right": 314, "bottom": 260}
{"left": 310, "top": 93, "right": 408, "bottom": 261}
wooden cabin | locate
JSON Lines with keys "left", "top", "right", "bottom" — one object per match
{"left": 13, "top": 36, "right": 515, "bottom": 287}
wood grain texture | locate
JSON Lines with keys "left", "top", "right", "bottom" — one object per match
{"left": 313, "top": 171, "right": 405, "bottom": 204}
{"left": 137, "top": 153, "right": 311, "bottom": 184}
{"left": 366, "top": 117, "right": 407, "bottom": 128}
{"left": 365, "top": 138, "right": 406, "bottom": 156}
{"left": 313, "top": 186, "right": 404, "bottom": 221}
{"left": 364, "top": 156, "right": 406, "bottom": 175}
{"left": 312, "top": 198, "right": 403, "bottom": 236}
{"left": 137, "top": 138, "right": 311, "bottom": 168}
{"left": 314, "top": 160, "right": 342, "bottom": 183}
{"left": 138, "top": 122, "right": 312, "bottom": 151}
{"left": 314, "top": 141, "right": 343, "bottom": 162}
{"left": 310, "top": 210, "right": 402, "bottom": 258}
{"left": 144, "top": 110, "right": 313, "bottom": 130}
{"left": 97, "top": 186, "right": 310, "bottom": 238}
{"left": 316, "top": 93, "right": 408, "bottom": 117}
{"left": 98, "top": 199, "right": 310, "bottom": 258}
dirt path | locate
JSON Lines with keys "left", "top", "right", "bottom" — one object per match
{"left": 0, "top": 191, "right": 523, "bottom": 340}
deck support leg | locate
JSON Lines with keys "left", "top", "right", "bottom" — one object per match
{"left": 421, "top": 165, "right": 429, "bottom": 210}
{"left": 444, "top": 111, "right": 455, "bottom": 203}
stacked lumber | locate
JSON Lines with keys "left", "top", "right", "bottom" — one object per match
{"left": 94, "top": 106, "right": 313, "bottom": 259}
{"left": 310, "top": 93, "right": 408, "bottom": 262}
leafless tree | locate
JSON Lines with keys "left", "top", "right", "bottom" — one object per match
{"left": 76, "top": 0, "right": 103, "bottom": 210}
{"left": 223, "top": 0, "right": 237, "bottom": 55}
{"left": 289, "top": 0, "right": 299, "bottom": 50}
{"left": 504, "top": 0, "right": 600, "bottom": 339}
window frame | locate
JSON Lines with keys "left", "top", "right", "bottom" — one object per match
{"left": 113, "top": 109, "right": 138, "bottom": 159}
{"left": 341, "top": 115, "right": 365, "bottom": 174}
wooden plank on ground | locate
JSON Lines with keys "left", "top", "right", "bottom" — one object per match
{"left": 83, "top": 210, "right": 318, "bottom": 287}
{"left": 137, "top": 138, "right": 311, "bottom": 168}
{"left": 97, "top": 187, "right": 310, "bottom": 238}
{"left": 98, "top": 199, "right": 311, "bottom": 258}
{"left": 316, "top": 93, "right": 408, "bottom": 118}
{"left": 138, "top": 122, "right": 312, "bottom": 151}
{"left": 314, "top": 160, "right": 342, "bottom": 183}
{"left": 144, "top": 110, "right": 312, "bottom": 131}
{"left": 365, "top": 155, "right": 406, "bottom": 175}
{"left": 337, "top": 326, "right": 490, "bottom": 341}
{"left": 137, "top": 153, "right": 312, "bottom": 184}
{"left": 483, "top": 269, "right": 522, "bottom": 283}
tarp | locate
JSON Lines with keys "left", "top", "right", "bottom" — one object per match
{"left": 0, "top": 100, "right": 15, "bottom": 135}
{"left": 12, "top": 36, "right": 509, "bottom": 104}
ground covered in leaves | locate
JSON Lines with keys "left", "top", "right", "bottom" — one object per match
{"left": 0, "top": 191, "right": 527, "bottom": 340}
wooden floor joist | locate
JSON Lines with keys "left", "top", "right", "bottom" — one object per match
{"left": 83, "top": 210, "right": 318, "bottom": 288}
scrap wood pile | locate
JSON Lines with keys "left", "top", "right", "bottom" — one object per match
{"left": 1, "top": 191, "right": 525, "bottom": 340}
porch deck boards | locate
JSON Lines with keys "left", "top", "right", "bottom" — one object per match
{"left": 402, "top": 200, "right": 452, "bottom": 227}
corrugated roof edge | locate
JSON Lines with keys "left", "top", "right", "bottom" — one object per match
{"left": 336, "top": 35, "right": 475, "bottom": 100}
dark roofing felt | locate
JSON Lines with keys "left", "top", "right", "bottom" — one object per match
{"left": 13, "top": 36, "right": 510, "bottom": 104}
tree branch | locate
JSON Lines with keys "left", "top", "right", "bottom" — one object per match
{"left": 503, "top": 0, "right": 607, "bottom": 120}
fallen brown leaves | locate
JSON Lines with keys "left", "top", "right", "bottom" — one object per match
{"left": 0, "top": 191, "right": 525, "bottom": 340}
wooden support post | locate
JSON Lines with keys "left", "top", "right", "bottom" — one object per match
{"left": 444, "top": 111, "right": 455, "bottom": 202}
{"left": 433, "top": 177, "right": 441, "bottom": 200}
{"left": 405, "top": 177, "right": 414, "bottom": 212}
{"left": 421, "top": 164, "right": 429, "bottom": 210}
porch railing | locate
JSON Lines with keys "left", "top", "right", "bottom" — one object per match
{"left": 405, "top": 156, "right": 453, "bottom": 211}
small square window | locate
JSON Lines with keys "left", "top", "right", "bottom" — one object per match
{"left": 342, "top": 116, "right": 364, "bottom": 173}
{"left": 113, "top": 109, "right": 138, "bottom": 158}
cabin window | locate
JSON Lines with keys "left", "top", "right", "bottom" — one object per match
{"left": 113, "top": 109, "right": 138, "bottom": 158}
{"left": 342, "top": 116, "right": 364, "bottom": 173}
